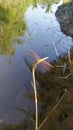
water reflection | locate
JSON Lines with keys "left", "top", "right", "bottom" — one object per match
{"left": 24, "top": 0, "right": 73, "bottom": 61}
{"left": 0, "top": 1, "right": 26, "bottom": 55}
{"left": 0, "top": 0, "right": 73, "bottom": 125}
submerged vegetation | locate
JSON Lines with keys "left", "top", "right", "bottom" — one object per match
{"left": 23, "top": 47, "right": 73, "bottom": 130}
{"left": 0, "top": 47, "right": 73, "bottom": 130}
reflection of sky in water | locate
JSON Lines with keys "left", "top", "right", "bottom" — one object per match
{"left": 23, "top": 0, "right": 73, "bottom": 61}
{"left": 0, "top": 0, "right": 73, "bottom": 124}
{"left": 0, "top": 44, "right": 34, "bottom": 124}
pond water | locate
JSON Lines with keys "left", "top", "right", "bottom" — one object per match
{"left": 0, "top": 0, "right": 73, "bottom": 124}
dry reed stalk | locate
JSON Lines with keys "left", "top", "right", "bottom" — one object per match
{"left": 38, "top": 89, "right": 67, "bottom": 130}
{"left": 53, "top": 41, "right": 59, "bottom": 57}
{"left": 32, "top": 57, "right": 48, "bottom": 130}
{"left": 57, "top": 72, "right": 73, "bottom": 79}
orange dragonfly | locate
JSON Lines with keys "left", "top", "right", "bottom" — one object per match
{"left": 30, "top": 50, "right": 54, "bottom": 71}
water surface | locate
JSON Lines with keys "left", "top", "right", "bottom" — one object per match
{"left": 0, "top": 0, "right": 73, "bottom": 124}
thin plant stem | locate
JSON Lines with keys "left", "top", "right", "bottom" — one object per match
{"left": 32, "top": 57, "right": 48, "bottom": 130}
{"left": 68, "top": 50, "right": 72, "bottom": 66}
{"left": 32, "top": 65, "right": 38, "bottom": 130}
{"left": 53, "top": 41, "right": 59, "bottom": 57}
{"left": 38, "top": 89, "right": 67, "bottom": 130}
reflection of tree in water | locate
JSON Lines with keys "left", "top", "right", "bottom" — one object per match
{"left": 0, "top": 0, "right": 41, "bottom": 55}
{"left": 0, "top": 0, "right": 61, "bottom": 55}
{"left": 0, "top": 5, "right": 9, "bottom": 24}
{"left": 0, "top": 0, "right": 70, "bottom": 55}
{"left": 0, "top": 1, "right": 26, "bottom": 55}
{"left": 32, "top": 0, "right": 60, "bottom": 11}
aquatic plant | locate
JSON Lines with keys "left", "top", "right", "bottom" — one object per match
{"left": 30, "top": 50, "right": 54, "bottom": 130}
{"left": 38, "top": 88, "right": 67, "bottom": 130}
